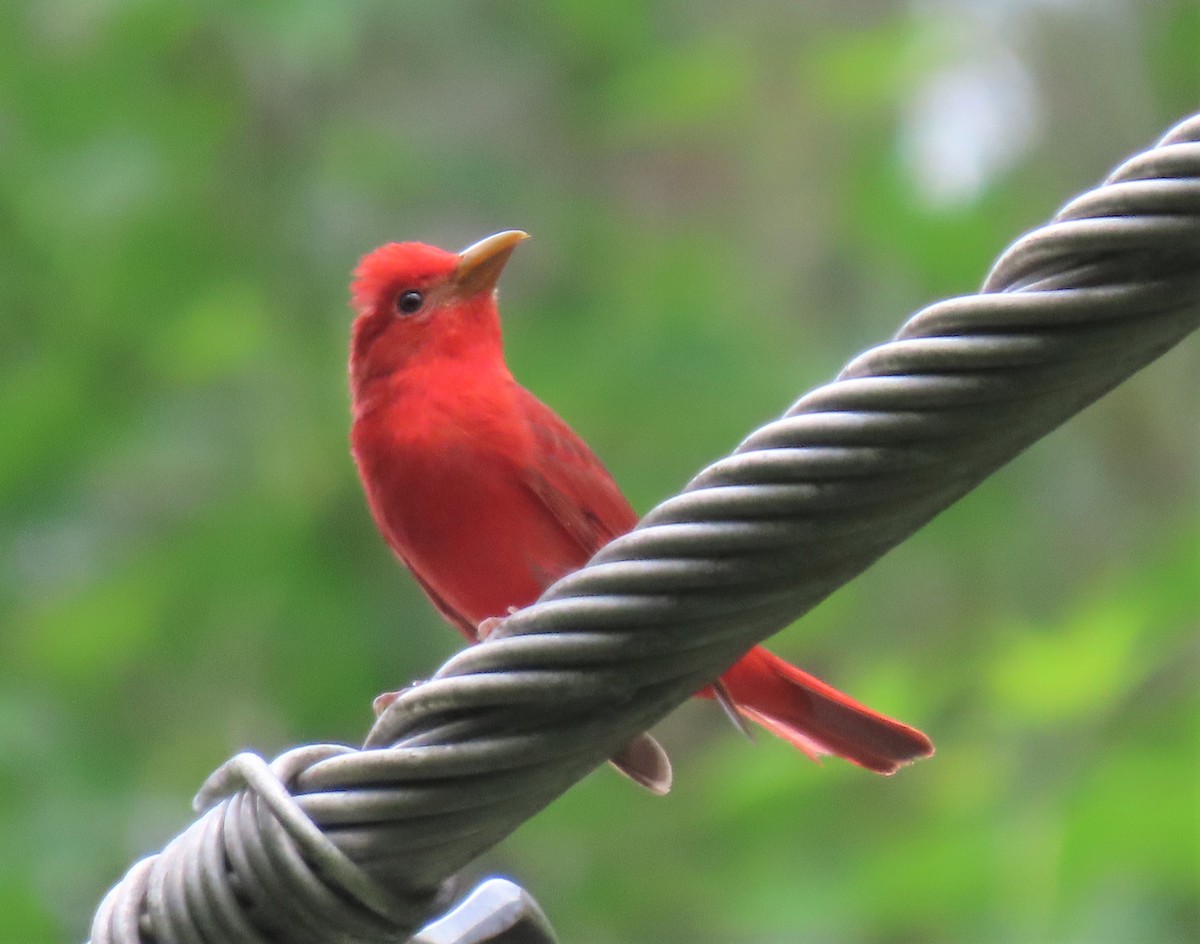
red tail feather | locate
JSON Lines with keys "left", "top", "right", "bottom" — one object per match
{"left": 718, "top": 647, "right": 934, "bottom": 775}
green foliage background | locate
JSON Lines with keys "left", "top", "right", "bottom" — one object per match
{"left": 1, "top": 2, "right": 1197, "bottom": 941}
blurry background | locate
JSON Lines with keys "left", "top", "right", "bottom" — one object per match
{"left": 1, "top": 1, "right": 1197, "bottom": 941}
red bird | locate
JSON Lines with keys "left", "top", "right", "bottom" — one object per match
{"left": 349, "top": 231, "right": 933, "bottom": 792}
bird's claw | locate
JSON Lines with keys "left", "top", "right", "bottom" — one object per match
{"left": 372, "top": 678, "right": 425, "bottom": 717}
{"left": 476, "top": 610, "right": 516, "bottom": 641}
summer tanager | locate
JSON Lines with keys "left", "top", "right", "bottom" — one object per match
{"left": 349, "top": 230, "right": 933, "bottom": 792}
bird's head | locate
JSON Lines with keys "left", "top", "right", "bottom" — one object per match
{"left": 349, "top": 230, "right": 528, "bottom": 389}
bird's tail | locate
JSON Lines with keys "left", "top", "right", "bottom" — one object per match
{"left": 717, "top": 646, "right": 934, "bottom": 775}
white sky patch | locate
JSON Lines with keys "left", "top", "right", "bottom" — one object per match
{"left": 899, "top": 49, "right": 1040, "bottom": 208}
{"left": 895, "top": 0, "right": 1083, "bottom": 209}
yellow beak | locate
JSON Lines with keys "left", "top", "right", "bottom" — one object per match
{"left": 453, "top": 230, "right": 530, "bottom": 298}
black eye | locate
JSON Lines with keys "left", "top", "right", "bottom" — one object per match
{"left": 395, "top": 290, "right": 424, "bottom": 315}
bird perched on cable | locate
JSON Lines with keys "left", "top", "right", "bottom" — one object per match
{"left": 348, "top": 230, "right": 933, "bottom": 793}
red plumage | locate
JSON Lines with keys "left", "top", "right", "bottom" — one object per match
{"left": 349, "top": 233, "right": 933, "bottom": 787}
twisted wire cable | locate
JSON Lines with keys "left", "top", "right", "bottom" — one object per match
{"left": 89, "top": 113, "right": 1200, "bottom": 944}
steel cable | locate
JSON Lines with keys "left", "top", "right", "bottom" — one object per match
{"left": 89, "top": 113, "right": 1200, "bottom": 944}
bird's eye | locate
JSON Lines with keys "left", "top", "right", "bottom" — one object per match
{"left": 395, "top": 290, "right": 424, "bottom": 315}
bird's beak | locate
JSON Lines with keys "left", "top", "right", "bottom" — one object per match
{"left": 453, "top": 230, "right": 529, "bottom": 298}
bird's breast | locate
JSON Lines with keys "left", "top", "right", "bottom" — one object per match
{"left": 353, "top": 385, "right": 587, "bottom": 625}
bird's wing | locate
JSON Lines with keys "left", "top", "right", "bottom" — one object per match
{"left": 510, "top": 388, "right": 675, "bottom": 794}
{"left": 513, "top": 386, "right": 640, "bottom": 559}
{"left": 406, "top": 564, "right": 481, "bottom": 640}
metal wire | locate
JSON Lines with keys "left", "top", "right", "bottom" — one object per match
{"left": 89, "top": 114, "right": 1200, "bottom": 944}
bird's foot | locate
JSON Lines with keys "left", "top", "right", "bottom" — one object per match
{"left": 372, "top": 679, "right": 424, "bottom": 718}
{"left": 372, "top": 690, "right": 401, "bottom": 716}
{"left": 476, "top": 607, "right": 518, "bottom": 641}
